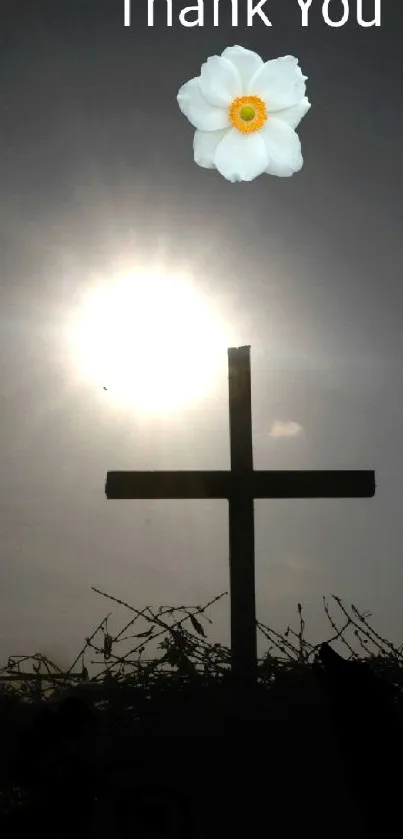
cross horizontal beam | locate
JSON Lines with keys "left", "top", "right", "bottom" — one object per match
{"left": 106, "top": 470, "right": 375, "bottom": 500}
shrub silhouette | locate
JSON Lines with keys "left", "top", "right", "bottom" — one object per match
{"left": 5, "top": 694, "right": 195, "bottom": 836}
{"left": 313, "top": 642, "right": 403, "bottom": 833}
{"left": 1, "top": 590, "right": 403, "bottom": 837}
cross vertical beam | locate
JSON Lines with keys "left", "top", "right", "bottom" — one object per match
{"left": 228, "top": 346, "right": 257, "bottom": 685}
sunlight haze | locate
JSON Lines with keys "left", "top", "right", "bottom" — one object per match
{"left": 71, "top": 268, "right": 229, "bottom": 414}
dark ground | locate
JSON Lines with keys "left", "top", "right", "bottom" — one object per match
{"left": 1, "top": 647, "right": 402, "bottom": 837}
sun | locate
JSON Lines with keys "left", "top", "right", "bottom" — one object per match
{"left": 71, "top": 269, "right": 228, "bottom": 414}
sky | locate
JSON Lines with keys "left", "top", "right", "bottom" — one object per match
{"left": 1, "top": 0, "right": 403, "bottom": 677}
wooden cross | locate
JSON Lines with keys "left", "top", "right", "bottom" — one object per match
{"left": 105, "top": 346, "right": 375, "bottom": 686}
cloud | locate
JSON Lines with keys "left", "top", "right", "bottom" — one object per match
{"left": 269, "top": 420, "right": 303, "bottom": 438}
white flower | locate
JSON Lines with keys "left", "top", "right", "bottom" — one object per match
{"left": 177, "top": 45, "right": 311, "bottom": 183}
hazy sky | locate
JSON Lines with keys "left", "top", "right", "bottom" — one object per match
{"left": 1, "top": 0, "right": 403, "bottom": 675}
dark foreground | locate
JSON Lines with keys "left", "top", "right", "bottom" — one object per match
{"left": 1, "top": 645, "right": 402, "bottom": 838}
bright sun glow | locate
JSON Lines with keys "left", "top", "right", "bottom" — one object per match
{"left": 72, "top": 269, "right": 228, "bottom": 414}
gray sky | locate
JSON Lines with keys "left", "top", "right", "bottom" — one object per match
{"left": 1, "top": 0, "right": 402, "bottom": 675}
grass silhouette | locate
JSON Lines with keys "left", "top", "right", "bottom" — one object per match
{"left": 1, "top": 589, "right": 402, "bottom": 837}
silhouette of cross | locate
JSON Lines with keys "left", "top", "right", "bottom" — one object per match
{"left": 105, "top": 346, "right": 375, "bottom": 686}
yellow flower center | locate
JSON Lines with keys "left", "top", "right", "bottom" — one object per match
{"left": 240, "top": 105, "right": 255, "bottom": 121}
{"left": 229, "top": 95, "right": 268, "bottom": 134}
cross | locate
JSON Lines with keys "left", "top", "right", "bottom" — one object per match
{"left": 105, "top": 346, "right": 375, "bottom": 687}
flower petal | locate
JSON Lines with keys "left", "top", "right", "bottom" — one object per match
{"left": 214, "top": 128, "right": 269, "bottom": 182}
{"left": 248, "top": 55, "right": 307, "bottom": 112}
{"left": 177, "top": 77, "right": 230, "bottom": 131}
{"left": 260, "top": 117, "right": 304, "bottom": 177}
{"left": 220, "top": 45, "right": 264, "bottom": 92}
{"left": 193, "top": 128, "right": 229, "bottom": 169}
{"left": 199, "top": 55, "right": 242, "bottom": 108}
{"left": 273, "top": 96, "right": 311, "bottom": 129}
